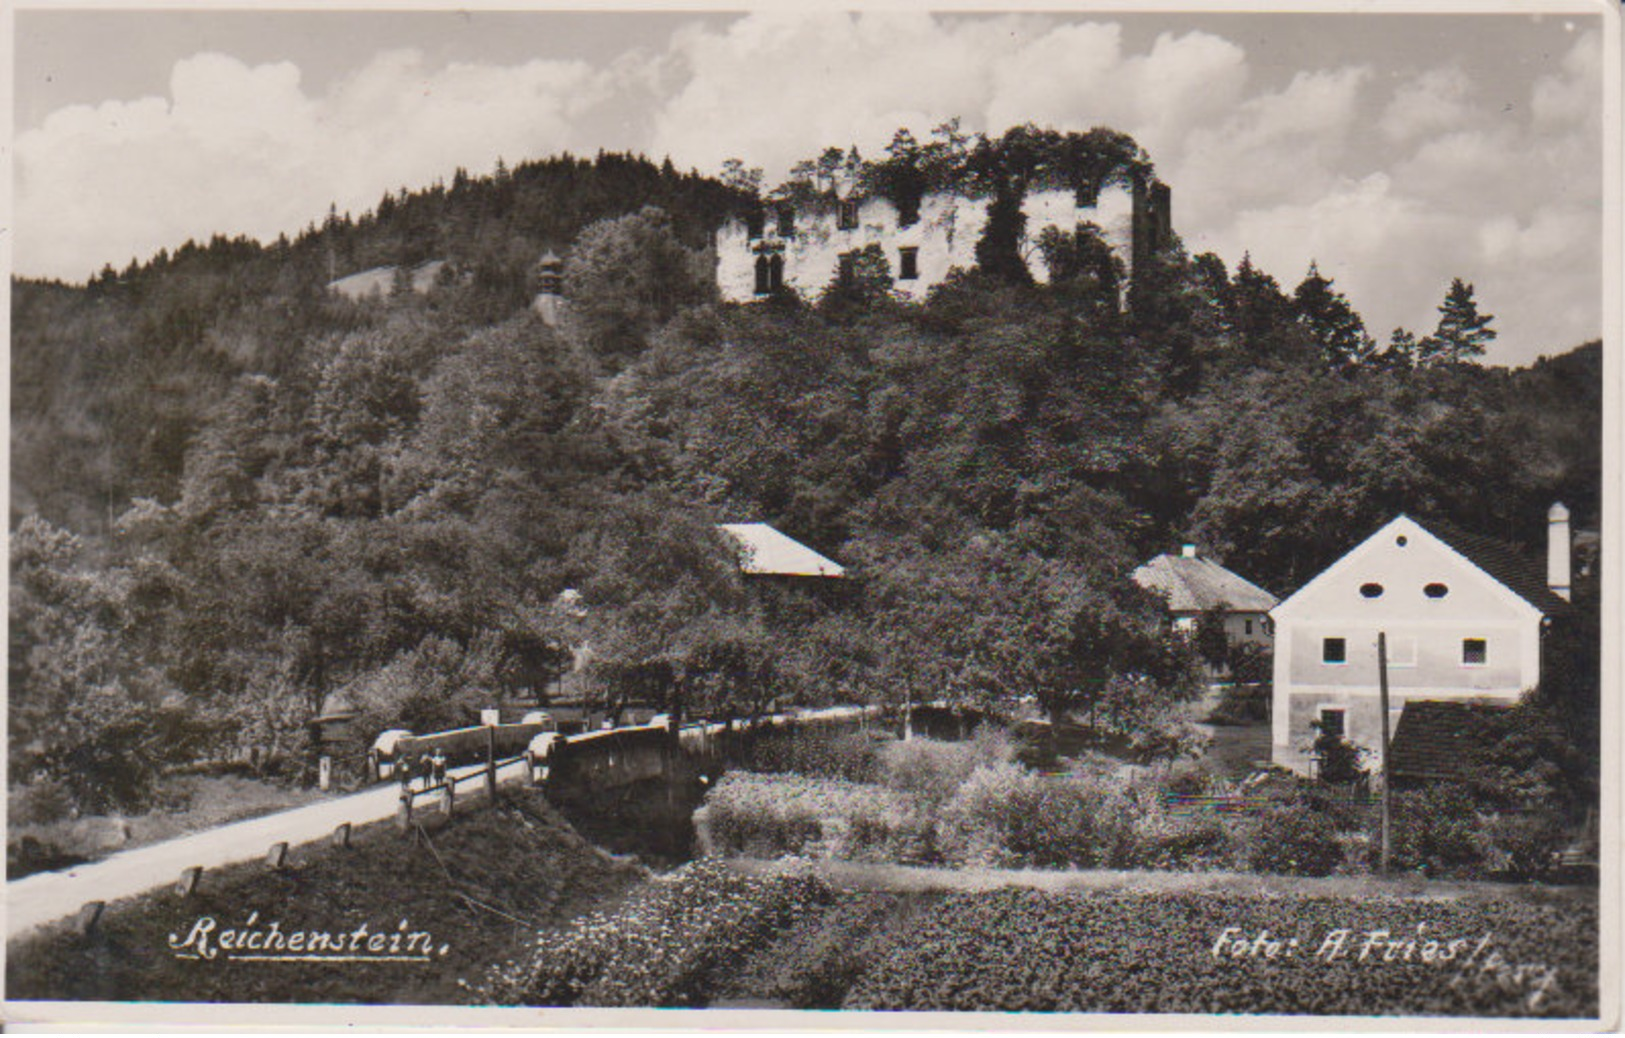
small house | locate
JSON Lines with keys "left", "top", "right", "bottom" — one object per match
{"left": 1132, "top": 544, "right": 1277, "bottom": 648}
{"left": 1268, "top": 505, "right": 1573, "bottom": 774}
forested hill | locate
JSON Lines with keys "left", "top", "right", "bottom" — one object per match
{"left": 9, "top": 128, "right": 1602, "bottom": 815}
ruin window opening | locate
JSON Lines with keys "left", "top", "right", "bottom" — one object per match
{"left": 768, "top": 254, "right": 784, "bottom": 293}
{"left": 838, "top": 199, "right": 860, "bottom": 230}
{"left": 754, "top": 255, "right": 771, "bottom": 296}
{"left": 897, "top": 193, "right": 921, "bottom": 228}
{"left": 777, "top": 206, "right": 795, "bottom": 237}
{"left": 898, "top": 247, "right": 919, "bottom": 281}
{"left": 746, "top": 210, "right": 765, "bottom": 240}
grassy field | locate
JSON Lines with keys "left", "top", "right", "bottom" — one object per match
{"left": 6, "top": 789, "right": 644, "bottom": 1005}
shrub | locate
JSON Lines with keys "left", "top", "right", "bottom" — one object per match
{"left": 1479, "top": 812, "right": 1567, "bottom": 881}
{"left": 1233, "top": 799, "right": 1344, "bottom": 876}
{"left": 881, "top": 729, "right": 1011, "bottom": 802}
{"left": 1227, "top": 643, "right": 1273, "bottom": 688}
{"left": 1207, "top": 682, "right": 1268, "bottom": 725}
{"left": 701, "top": 771, "right": 920, "bottom": 859}
{"left": 942, "top": 764, "right": 1130, "bottom": 869}
{"left": 1385, "top": 784, "right": 1485, "bottom": 878}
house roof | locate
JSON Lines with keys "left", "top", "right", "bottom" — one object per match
{"left": 718, "top": 523, "right": 846, "bottom": 578}
{"left": 1424, "top": 518, "right": 1573, "bottom": 616}
{"left": 1132, "top": 553, "right": 1277, "bottom": 614}
{"left": 1388, "top": 701, "right": 1509, "bottom": 781}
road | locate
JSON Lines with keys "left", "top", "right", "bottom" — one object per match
{"left": 5, "top": 759, "right": 530, "bottom": 941}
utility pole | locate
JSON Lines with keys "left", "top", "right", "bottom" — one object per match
{"left": 1378, "top": 631, "right": 1392, "bottom": 874}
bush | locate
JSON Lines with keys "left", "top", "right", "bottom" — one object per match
{"left": 1207, "top": 683, "right": 1268, "bottom": 725}
{"left": 1385, "top": 784, "right": 1485, "bottom": 878}
{"left": 942, "top": 764, "right": 1131, "bottom": 869}
{"left": 1227, "top": 643, "right": 1273, "bottom": 688}
{"left": 1479, "top": 812, "right": 1567, "bottom": 882}
{"left": 881, "top": 729, "right": 1011, "bottom": 802}
{"left": 1233, "top": 799, "right": 1345, "bottom": 876}
{"left": 702, "top": 771, "right": 923, "bottom": 860}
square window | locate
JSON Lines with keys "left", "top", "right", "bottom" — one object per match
{"left": 898, "top": 247, "right": 919, "bottom": 281}
{"left": 1462, "top": 638, "right": 1488, "bottom": 666}
{"left": 745, "top": 210, "right": 765, "bottom": 240}
{"left": 838, "top": 199, "right": 860, "bottom": 230}
{"left": 1244, "top": 619, "right": 1254, "bottom": 636}
{"left": 1317, "top": 708, "right": 1346, "bottom": 740}
{"left": 1322, "top": 637, "right": 1347, "bottom": 664}
{"left": 777, "top": 206, "right": 795, "bottom": 237}
{"left": 1075, "top": 180, "right": 1100, "bottom": 207}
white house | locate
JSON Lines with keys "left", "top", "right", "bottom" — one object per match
{"left": 1132, "top": 544, "right": 1277, "bottom": 649}
{"left": 1269, "top": 506, "right": 1573, "bottom": 774}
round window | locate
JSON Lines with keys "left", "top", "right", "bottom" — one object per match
{"left": 1360, "top": 583, "right": 1384, "bottom": 598}
{"left": 1424, "top": 582, "right": 1449, "bottom": 599}
{"left": 1396, "top": 535, "right": 1409, "bottom": 547}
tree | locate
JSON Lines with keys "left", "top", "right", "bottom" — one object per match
{"left": 1375, "top": 327, "right": 1418, "bottom": 371}
{"left": 1293, "top": 262, "right": 1375, "bottom": 368}
{"left": 719, "top": 158, "right": 764, "bottom": 195}
{"left": 566, "top": 206, "right": 716, "bottom": 366}
{"left": 1192, "top": 601, "right": 1231, "bottom": 670}
{"left": 1418, "top": 278, "right": 1496, "bottom": 366}
{"left": 572, "top": 489, "right": 750, "bottom": 723}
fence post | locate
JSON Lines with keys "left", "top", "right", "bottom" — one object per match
{"left": 176, "top": 866, "right": 203, "bottom": 897}
{"left": 445, "top": 778, "right": 456, "bottom": 817}
{"left": 396, "top": 791, "right": 412, "bottom": 832}
{"left": 333, "top": 822, "right": 352, "bottom": 848}
{"left": 75, "top": 901, "right": 106, "bottom": 935}
{"left": 265, "top": 842, "right": 289, "bottom": 869}
{"left": 318, "top": 755, "right": 332, "bottom": 792}
{"left": 486, "top": 722, "right": 498, "bottom": 802}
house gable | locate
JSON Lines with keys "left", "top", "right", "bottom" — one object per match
{"left": 1271, "top": 515, "right": 1544, "bottom": 629}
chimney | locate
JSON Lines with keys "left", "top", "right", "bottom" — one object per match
{"left": 1181, "top": 544, "right": 1198, "bottom": 559}
{"left": 1547, "top": 502, "right": 1571, "bottom": 601}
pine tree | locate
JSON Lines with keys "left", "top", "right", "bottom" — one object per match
{"left": 1419, "top": 277, "right": 1496, "bottom": 365}
{"left": 1377, "top": 328, "right": 1418, "bottom": 370}
{"left": 1292, "top": 262, "right": 1375, "bottom": 369}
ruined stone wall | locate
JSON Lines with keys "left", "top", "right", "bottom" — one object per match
{"left": 717, "top": 180, "right": 1148, "bottom": 303}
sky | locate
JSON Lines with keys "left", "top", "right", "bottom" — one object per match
{"left": 11, "top": 9, "right": 1607, "bottom": 366}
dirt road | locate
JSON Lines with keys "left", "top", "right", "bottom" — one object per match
{"left": 5, "top": 759, "right": 530, "bottom": 941}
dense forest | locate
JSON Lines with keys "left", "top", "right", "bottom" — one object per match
{"left": 10, "top": 127, "right": 1602, "bottom": 812}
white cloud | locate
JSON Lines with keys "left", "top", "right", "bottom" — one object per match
{"left": 1380, "top": 66, "right": 1474, "bottom": 142}
{"left": 16, "top": 49, "right": 607, "bottom": 279}
{"left": 1532, "top": 29, "right": 1601, "bottom": 126}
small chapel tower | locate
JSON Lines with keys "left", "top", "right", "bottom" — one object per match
{"left": 532, "top": 250, "right": 566, "bottom": 326}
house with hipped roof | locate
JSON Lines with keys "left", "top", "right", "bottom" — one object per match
{"left": 1132, "top": 544, "right": 1277, "bottom": 650}
{"left": 1268, "top": 504, "right": 1574, "bottom": 774}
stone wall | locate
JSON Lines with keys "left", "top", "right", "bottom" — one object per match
{"left": 717, "top": 181, "right": 1146, "bottom": 304}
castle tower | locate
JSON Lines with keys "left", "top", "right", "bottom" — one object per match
{"left": 532, "top": 250, "right": 566, "bottom": 326}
